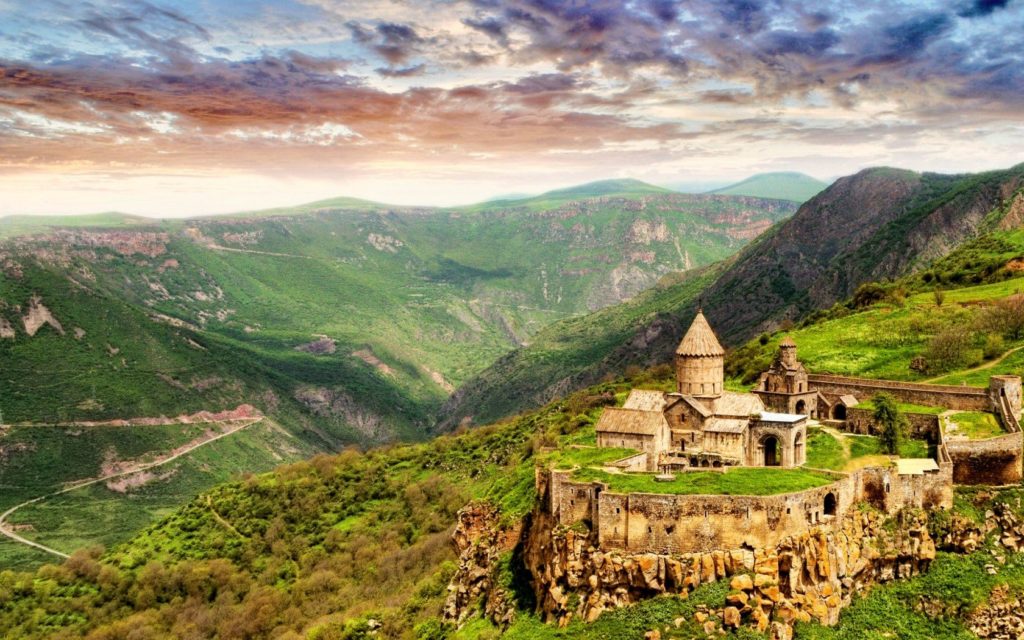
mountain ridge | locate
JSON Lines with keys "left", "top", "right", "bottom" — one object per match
{"left": 439, "top": 163, "right": 1024, "bottom": 428}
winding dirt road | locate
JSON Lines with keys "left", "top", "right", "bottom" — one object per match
{"left": 0, "top": 417, "right": 262, "bottom": 559}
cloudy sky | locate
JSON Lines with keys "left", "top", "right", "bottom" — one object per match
{"left": 1, "top": 0, "right": 1022, "bottom": 216}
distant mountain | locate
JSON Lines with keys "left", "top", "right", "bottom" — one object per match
{"left": 531, "top": 178, "right": 671, "bottom": 200}
{"left": 0, "top": 189, "right": 794, "bottom": 433}
{"left": 439, "top": 163, "right": 1024, "bottom": 428}
{"left": 709, "top": 172, "right": 829, "bottom": 202}
{"left": 0, "top": 182, "right": 798, "bottom": 569}
{"left": 0, "top": 212, "right": 150, "bottom": 238}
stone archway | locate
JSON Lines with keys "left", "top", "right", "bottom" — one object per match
{"left": 832, "top": 404, "right": 847, "bottom": 420}
{"left": 824, "top": 492, "right": 837, "bottom": 516}
{"left": 795, "top": 399, "right": 807, "bottom": 414}
{"left": 763, "top": 436, "right": 780, "bottom": 467}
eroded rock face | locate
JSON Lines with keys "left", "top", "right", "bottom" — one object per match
{"left": 21, "top": 295, "right": 64, "bottom": 337}
{"left": 523, "top": 508, "right": 935, "bottom": 629}
{"left": 444, "top": 503, "right": 939, "bottom": 635}
{"left": 968, "top": 585, "right": 1024, "bottom": 640}
{"left": 443, "top": 503, "right": 523, "bottom": 628}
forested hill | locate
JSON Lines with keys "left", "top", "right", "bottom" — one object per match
{"left": 0, "top": 185, "right": 794, "bottom": 444}
{"left": 440, "top": 164, "right": 1024, "bottom": 428}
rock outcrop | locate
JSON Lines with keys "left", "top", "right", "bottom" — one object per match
{"left": 524, "top": 507, "right": 934, "bottom": 632}
{"left": 444, "top": 503, "right": 523, "bottom": 628}
{"left": 445, "top": 503, "right": 939, "bottom": 635}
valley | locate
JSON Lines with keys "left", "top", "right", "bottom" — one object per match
{"left": 0, "top": 180, "right": 796, "bottom": 572}
{"left": 1, "top": 165, "right": 1023, "bottom": 639}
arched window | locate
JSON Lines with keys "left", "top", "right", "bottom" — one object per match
{"left": 795, "top": 399, "right": 807, "bottom": 414}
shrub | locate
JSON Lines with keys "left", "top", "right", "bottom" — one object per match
{"left": 983, "top": 333, "right": 1005, "bottom": 360}
{"left": 923, "top": 326, "right": 972, "bottom": 373}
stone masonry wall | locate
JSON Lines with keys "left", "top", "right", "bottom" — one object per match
{"left": 595, "top": 480, "right": 856, "bottom": 555}
{"left": 946, "top": 432, "right": 1024, "bottom": 485}
{"left": 808, "top": 374, "right": 991, "bottom": 412}
{"left": 844, "top": 407, "right": 940, "bottom": 441}
{"left": 547, "top": 464, "right": 953, "bottom": 557}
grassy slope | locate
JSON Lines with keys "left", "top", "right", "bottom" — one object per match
{"left": 710, "top": 172, "right": 829, "bottom": 203}
{"left": 727, "top": 226, "right": 1024, "bottom": 386}
{"left": 444, "top": 170, "right": 1024, "bottom": 430}
{"left": 0, "top": 363, "right": 1018, "bottom": 639}
{"left": 0, "top": 186, "right": 793, "bottom": 573}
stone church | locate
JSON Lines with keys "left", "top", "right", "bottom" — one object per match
{"left": 596, "top": 310, "right": 808, "bottom": 472}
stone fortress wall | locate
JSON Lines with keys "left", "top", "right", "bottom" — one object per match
{"left": 819, "top": 373, "right": 1023, "bottom": 485}
{"left": 807, "top": 373, "right": 992, "bottom": 412}
{"left": 542, "top": 459, "right": 953, "bottom": 555}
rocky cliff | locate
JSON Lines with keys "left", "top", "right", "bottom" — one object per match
{"left": 441, "top": 164, "right": 1024, "bottom": 429}
{"left": 446, "top": 488, "right": 1024, "bottom": 638}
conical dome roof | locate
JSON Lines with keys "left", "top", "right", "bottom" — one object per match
{"left": 676, "top": 310, "right": 725, "bottom": 357}
{"left": 779, "top": 335, "right": 797, "bottom": 348}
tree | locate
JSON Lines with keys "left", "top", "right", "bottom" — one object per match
{"left": 981, "top": 293, "right": 1024, "bottom": 340}
{"left": 933, "top": 288, "right": 945, "bottom": 307}
{"left": 873, "top": 393, "right": 908, "bottom": 455}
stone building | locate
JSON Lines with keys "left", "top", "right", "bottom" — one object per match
{"left": 755, "top": 336, "right": 821, "bottom": 418}
{"left": 595, "top": 310, "right": 808, "bottom": 471}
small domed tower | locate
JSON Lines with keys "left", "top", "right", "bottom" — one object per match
{"left": 779, "top": 335, "right": 798, "bottom": 368}
{"left": 675, "top": 310, "right": 725, "bottom": 398}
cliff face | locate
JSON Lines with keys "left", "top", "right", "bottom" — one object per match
{"left": 445, "top": 502, "right": 938, "bottom": 636}
{"left": 523, "top": 507, "right": 935, "bottom": 632}
{"left": 440, "top": 164, "right": 1024, "bottom": 429}
{"left": 445, "top": 486, "right": 1024, "bottom": 637}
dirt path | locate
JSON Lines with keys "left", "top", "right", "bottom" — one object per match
{"left": 0, "top": 417, "right": 262, "bottom": 560}
{"left": 923, "top": 345, "right": 1024, "bottom": 383}
{"left": 206, "top": 495, "right": 248, "bottom": 540}
{"left": 208, "top": 244, "right": 311, "bottom": 259}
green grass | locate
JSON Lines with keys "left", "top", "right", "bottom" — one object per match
{"left": 804, "top": 428, "right": 931, "bottom": 471}
{"left": 571, "top": 467, "right": 836, "bottom": 496}
{"left": 543, "top": 446, "right": 640, "bottom": 469}
{"left": 854, "top": 399, "right": 946, "bottom": 415}
{"left": 946, "top": 411, "right": 1005, "bottom": 440}
{"left": 453, "top": 581, "right": 737, "bottom": 640}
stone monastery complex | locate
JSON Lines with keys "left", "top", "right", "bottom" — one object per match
{"left": 541, "top": 311, "right": 1024, "bottom": 555}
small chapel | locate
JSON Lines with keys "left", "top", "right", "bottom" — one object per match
{"left": 595, "top": 310, "right": 808, "bottom": 472}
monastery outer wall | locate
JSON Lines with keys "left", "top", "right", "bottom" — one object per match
{"left": 946, "top": 432, "right": 1023, "bottom": 485}
{"left": 595, "top": 478, "right": 855, "bottom": 554}
{"left": 808, "top": 374, "right": 991, "bottom": 412}
{"left": 545, "top": 464, "right": 954, "bottom": 555}
{"left": 844, "top": 408, "right": 940, "bottom": 441}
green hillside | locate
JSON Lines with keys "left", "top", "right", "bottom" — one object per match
{"left": 0, "top": 187, "right": 795, "bottom": 572}
{"left": 709, "top": 172, "right": 829, "bottom": 202}
{"left": 0, "top": 361, "right": 1022, "bottom": 639}
{"left": 442, "top": 164, "right": 1024, "bottom": 428}
{"left": 2, "top": 208, "right": 1023, "bottom": 635}
{"left": 727, "top": 226, "right": 1024, "bottom": 386}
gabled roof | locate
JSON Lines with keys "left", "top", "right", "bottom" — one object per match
{"left": 709, "top": 391, "right": 765, "bottom": 417}
{"left": 703, "top": 417, "right": 749, "bottom": 434}
{"left": 666, "top": 393, "right": 712, "bottom": 418}
{"left": 622, "top": 389, "right": 668, "bottom": 412}
{"left": 676, "top": 310, "right": 725, "bottom": 357}
{"left": 595, "top": 408, "right": 668, "bottom": 436}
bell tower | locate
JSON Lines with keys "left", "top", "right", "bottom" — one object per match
{"left": 675, "top": 310, "right": 725, "bottom": 398}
